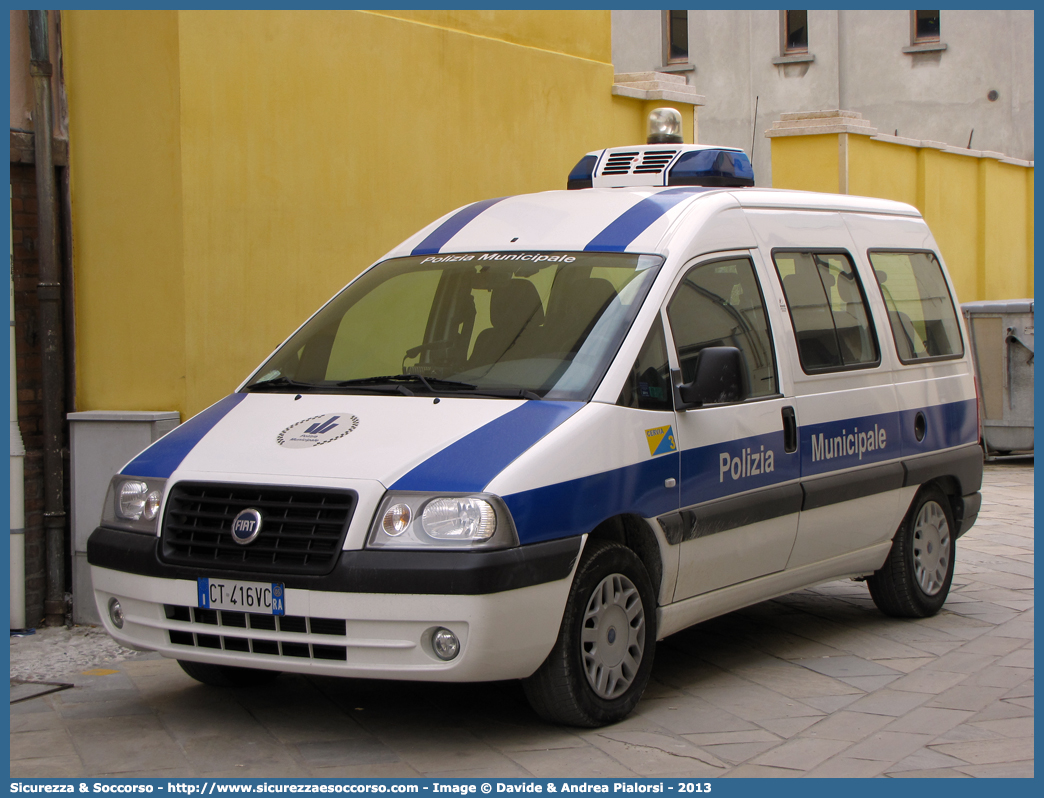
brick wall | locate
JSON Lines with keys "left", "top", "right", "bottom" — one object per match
{"left": 11, "top": 162, "right": 53, "bottom": 627}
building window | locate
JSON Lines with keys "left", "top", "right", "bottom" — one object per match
{"left": 903, "top": 10, "right": 946, "bottom": 54}
{"left": 665, "top": 10, "right": 688, "bottom": 64}
{"left": 913, "top": 10, "right": 940, "bottom": 42}
{"left": 783, "top": 10, "right": 808, "bottom": 53}
{"left": 774, "top": 10, "right": 814, "bottom": 65}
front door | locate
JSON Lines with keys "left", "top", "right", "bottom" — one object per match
{"left": 665, "top": 253, "right": 801, "bottom": 600}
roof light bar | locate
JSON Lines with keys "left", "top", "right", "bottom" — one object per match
{"left": 667, "top": 149, "right": 755, "bottom": 187}
{"left": 567, "top": 155, "right": 598, "bottom": 191}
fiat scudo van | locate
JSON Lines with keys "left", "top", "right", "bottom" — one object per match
{"left": 89, "top": 110, "right": 982, "bottom": 726}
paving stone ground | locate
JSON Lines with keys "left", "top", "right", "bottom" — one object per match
{"left": 10, "top": 461, "right": 1032, "bottom": 778}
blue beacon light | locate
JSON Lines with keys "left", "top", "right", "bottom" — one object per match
{"left": 668, "top": 149, "right": 755, "bottom": 187}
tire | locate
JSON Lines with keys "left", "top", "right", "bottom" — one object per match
{"left": 523, "top": 539, "right": 656, "bottom": 727}
{"left": 177, "top": 659, "right": 281, "bottom": 688}
{"left": 867, "top": 486, "right": 955, "bottom": 618}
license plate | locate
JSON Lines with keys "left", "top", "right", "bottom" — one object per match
{"left": 197, "top": 578, "right": 285, "bottom": 615}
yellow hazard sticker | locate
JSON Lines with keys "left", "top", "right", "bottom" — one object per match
{"left": 645, "top": 425, "right": 677, "bottom": 456}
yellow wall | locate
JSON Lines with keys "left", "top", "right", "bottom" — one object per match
{"left": 772, "top": 131, "right": 1034, "bottom": 305}
{"left": 768, "top": 134, "right": 839, "bottom": 194}
{"left": 849, "top": 136, "right": 918, "bottom": 206}
{"left": 62, "top": 11, "right": 187, "bottom": 415}
{"left": 979, "top": 160, "right": 1034, "bottom": 301}
{"left": 371, "top": 10, "right": 611, "bottom": 64}
{"left": 62, "top": 10, "right": 668, "bottom": 419}
{"left": 919, "top": 149, "right": 981, "bottom": 304}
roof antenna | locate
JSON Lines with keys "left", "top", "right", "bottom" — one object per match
{"left": 750, "top": 95, "right": 760, "bottom": 162}
{"left": 967, "top": 129, "right": 975, "bottom": 149}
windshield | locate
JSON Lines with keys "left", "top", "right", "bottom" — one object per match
{"left": 246, "top": 252, "right": 662, "bottom": 401}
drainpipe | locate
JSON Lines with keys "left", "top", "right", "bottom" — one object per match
{"left": 10, "top": 188, "right": 26, "bottom": 630}
{"left": 28, "top": 10, "right": 67, "bottom": 627}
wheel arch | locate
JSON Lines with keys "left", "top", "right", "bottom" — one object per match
{"left": 586, "top": 513, "right": 664, "bottom": 602}
{"left": 911, "top": 475, "right": 965, "bottom": 530}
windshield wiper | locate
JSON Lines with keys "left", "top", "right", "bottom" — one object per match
{"left": 336, "top": 375, "right": 477, "bottom": 391}
{"left": 336, "top": 375, "right": 541, "bottom": 400}
{"left": 244, "top": 376, "right": 319, "bottom": 392}
{"left": 465, "top": 387, "right": 544, "bottom": 401}
{"left": 246, "top": 374, "right": 542, "bottom": 401}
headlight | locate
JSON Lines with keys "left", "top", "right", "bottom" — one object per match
{"left": 100, "top": 475, "right": 168, "bottom": 535}
{"left": 117, "top": 481, "right": 149, "bottom": 519}
{"left": 367, "top": 493, "right": 518, "bottom": 550}
{"left": 421, "top": 497, "right": 496, "bottom": 541}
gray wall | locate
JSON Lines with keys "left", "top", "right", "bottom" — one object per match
{"left": 612, "top": 10, "right": 1034, "bottom": 186}
{"left": 838, "top": 10, "right": 1034, "bottom": 159}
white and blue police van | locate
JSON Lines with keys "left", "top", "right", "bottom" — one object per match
{"left": 89, "top": 110, "right": 983, "bottom": 726}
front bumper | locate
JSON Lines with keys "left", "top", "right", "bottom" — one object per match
{"left": 88, "top": 527, "right": 582, "bottom": 681}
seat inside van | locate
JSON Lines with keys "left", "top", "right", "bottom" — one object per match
{"left": 468, "top": 279, "right": 545, "bottom": 367}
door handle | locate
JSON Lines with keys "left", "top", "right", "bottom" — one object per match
{"left": 782, "top": 406, "right": 797, "bottom": 453}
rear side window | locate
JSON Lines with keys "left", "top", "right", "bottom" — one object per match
{"left": 773, "top": 251, "right": 880, "bottom": 372}
{"left": 869, "top": 250, "right": 963, "bottom": 362}
{"left": 667, "top": 256, "right": 778, "bottom": 398}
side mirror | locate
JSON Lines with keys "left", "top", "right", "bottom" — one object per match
{"left": 676, "top": 346, "right": 748, "bottom": 410}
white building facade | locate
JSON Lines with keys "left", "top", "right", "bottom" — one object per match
{"left": 612, "top": 10, "right": 1034, "bottom": 185}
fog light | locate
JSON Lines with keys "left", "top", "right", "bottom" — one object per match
{"left": 108, "top": 598, "right": 125, "bottom": 629}
{"left": 431, "top": 627, "right": 460, "bottom": 661}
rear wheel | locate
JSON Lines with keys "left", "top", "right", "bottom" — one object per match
{"left": 868, "top": 486, "right": 955, "bottom": 617}
{"left": 523, "top": 540, "right": 656, "bottom": 727}
{"left": 177, "top": 660, "right": 281, "bottom": 688}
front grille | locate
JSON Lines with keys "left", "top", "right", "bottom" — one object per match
{"left": 160, "top": 482, "right": 355, "bottom": 575}
{"left": 165, "top": 604, "right": 348, "bottom": 661}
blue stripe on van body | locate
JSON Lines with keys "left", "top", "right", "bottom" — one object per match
{"left": 584, "top": 187, "right": 710, "bottom": 252}
{"left": 680, "top": 428, "right": 799, "bottom": 509}
{"left": 502, "top": 399, "right": 978, "bottom": 545}
{"left": 503, "top": 427, "right": 799, "bottom": 546}
{"left": 801, "top": 410, "right": 903, "bottom": 479}
{"left": 897, "top": 398, "right": 978, "bottom": 457}
{"left": 801, "top": 399, "right": 977, "bottom": 477}
{"left": 122, "top": 394, "right": 248, "bottom": 479}
{"left": 504, "top": 454, "right": 680, "bottom": 545}
{"left": 411, "top": 197, "right": 509, "bottom": 256}
{"left": 390, "top": 400, "right": 583, "bottom": 493}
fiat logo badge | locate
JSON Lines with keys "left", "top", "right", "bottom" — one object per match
{"left": 231, "top": 508, "right": 263, "bottom": 545}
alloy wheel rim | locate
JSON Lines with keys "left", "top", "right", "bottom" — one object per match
{"left": 580, "top": 573, "right": 645, "bottom": 699}
{"left": 912, "top": 500, "right": 950, "bottom": 596}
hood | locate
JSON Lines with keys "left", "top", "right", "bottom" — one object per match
{"left": 121, "top": 393, "right": 582, "bottom": 491}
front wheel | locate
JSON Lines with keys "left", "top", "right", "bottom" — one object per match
{"left": 868, "top": 486, "right": 955, "bottom": 617}
{"left": 523, "top": 540, "right": 656, "bottom": 727}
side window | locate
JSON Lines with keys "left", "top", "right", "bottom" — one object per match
{"left": 667, "top": 257, "right": 778, "bottom": 398}
{"left": 773, "top": 251, "right": 879, "bottom": 372}
{"left": 618, "top": 315, "right": 673, "bottom": 411}
{"left": 869, "top": 250, "right": 963, "bottom": 362}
